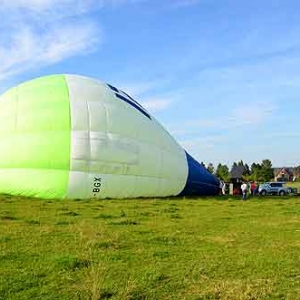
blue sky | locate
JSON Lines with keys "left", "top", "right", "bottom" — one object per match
{"left": 0, "top": 0, "right": 299, "bottom": 168}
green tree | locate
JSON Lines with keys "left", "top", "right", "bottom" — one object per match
{"left": 215, "top": 163, "right": 230, "bottom": 181}
{"left": 207, "top": 163, "right": 214, "bottom": 174}
{"left": 243, "top": 163, "right": 250, "bottom": 176}
{"left": 249, "top": 162, "right": 262, "bottom": 181}
{"left": 250, "top": 163, "right": 258, "bottom": 174}
{"left": 238, "top": 160, "right": 244, "bottom": 166}
{"left": 260, "top": 159, "right": 273, "bottom": 182}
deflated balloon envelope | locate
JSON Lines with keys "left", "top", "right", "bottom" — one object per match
{"left": 0, "top": 74, "right": 220, "bottom": 199}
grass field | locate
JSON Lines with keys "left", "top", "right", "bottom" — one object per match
{"left": 1, "top": 195, "right": 300, "bottom": 300}
{"left": 287, "top": 181, "right": 300, "bottom": 191}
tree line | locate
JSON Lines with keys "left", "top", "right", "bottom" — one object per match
{"left": 200, "top": 159, "right": 277, "bottom": 183}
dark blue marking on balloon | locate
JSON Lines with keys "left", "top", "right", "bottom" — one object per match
{"left": 122, "top": 90, "right": 137, "bottom": 102}
{"left": 107, "top": 83, "right": 119, "bottom": 93}
{"left": 107, "top": 83, "right": 151, "bottom": 120}
{"left": 120, "top": 90, "right": 145, "bottom": 110}
{"left": 179, "top": 152, "right": 220, "bottom": 196}
{"left": 115, "top": 93, "right": 151, "bottom": 119}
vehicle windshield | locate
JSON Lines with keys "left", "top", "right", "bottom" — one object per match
{"left": 270, "top": 182, "right": 284, "bottom": 187}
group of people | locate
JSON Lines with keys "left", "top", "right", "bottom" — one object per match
{"left": 241, "top": 181, "right": 258, "bottom": 200}
{"left": 219, "top": 181, "right": 259, "bottom": 200}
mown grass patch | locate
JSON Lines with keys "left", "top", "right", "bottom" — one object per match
{"left": 1, "top": 196, "right": 300, "bottom": 299}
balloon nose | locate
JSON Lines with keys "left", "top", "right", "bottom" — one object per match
{"left": 179, "top": 152, "right": 220, "bottom": 196}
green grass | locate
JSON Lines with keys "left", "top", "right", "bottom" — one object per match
{"left": 287, "top": 181, "right": 300, "bottom": 191}
{"left": 1, "top": 195, "right": 300, "bottom": 299}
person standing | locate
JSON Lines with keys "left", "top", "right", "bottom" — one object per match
{"left": 241, "top": 182, "right": 248, "bottom": 201}
{"left": 222, "top": 182, "right": 226, "bottom": 195}
{"left": 219, "top": 180, "right": 225, "bottom": 195}
{"left": 251, "top": 182, "right": 257, "bottom": 196}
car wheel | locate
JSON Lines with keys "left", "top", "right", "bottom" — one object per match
{"left": 279, "top": 190, "right": 285, "bottom": 196}
{"left": 260, "top": 190, "right": 267, "bottom": 196}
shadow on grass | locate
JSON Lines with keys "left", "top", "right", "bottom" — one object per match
{"left": 109, "top": 219, "right": 139, "bottom": 225}
{"left": 0, "top": 212, "right": 19, "bottom": 221}
{"left": 54, "top": 255, "right": 91, "bottom": 271}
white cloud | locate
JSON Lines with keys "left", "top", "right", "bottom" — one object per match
{"left": 0, "top": 0, "right": 101, "bottom": 24}
{"left": 168, "top": 100, "right": 277, "bottom": 138}
{"left": 168, "top": 100, "right": 279, "bottom": 165}
{"left": 0, "top": 0, "right": 146, "bottom": 82}
{"left": 114, "top": 77, "right": 178, "bottom": 112}
{"left": 167, "top": 119, "right": 218, "bottom": 137}
{"left": 230, "top": 101, "right": 276, "bottom": 126}
{"left": 172, "top": 0, "right": 200, "bottom": 8}
{"left": 117, "top": 82, "right": 156, "bottom": 98}
{"left": 178, "top": 134, "right": 231, "bottom": 166}
{"left": 141, "top": 98, "right": 174, "bottom": 113}
{"left": 0, "top": 0, "right": 145, "bottom": 16}
{"left": 0, "top": 1, "right": 103, "bottom": 81}
{"left": 1, "top": 0, "right": 72, "bottom": 11}
{"left": 180, "top": 135, "right": 226, "bottom": 150}
{"left": 0, "top": 22, "right": 101, "bottom": 81}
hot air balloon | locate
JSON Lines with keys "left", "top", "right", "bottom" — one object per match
{"left": 0, "top": 74, "right": 219, "bottom": 199}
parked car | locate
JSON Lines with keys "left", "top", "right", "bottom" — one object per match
{"left": 258, "top": 182, "right": 292, "bottom": 196}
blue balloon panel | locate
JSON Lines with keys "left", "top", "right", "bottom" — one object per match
{"left": 179, "top": 152, "right": 220, "bottom": 196}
